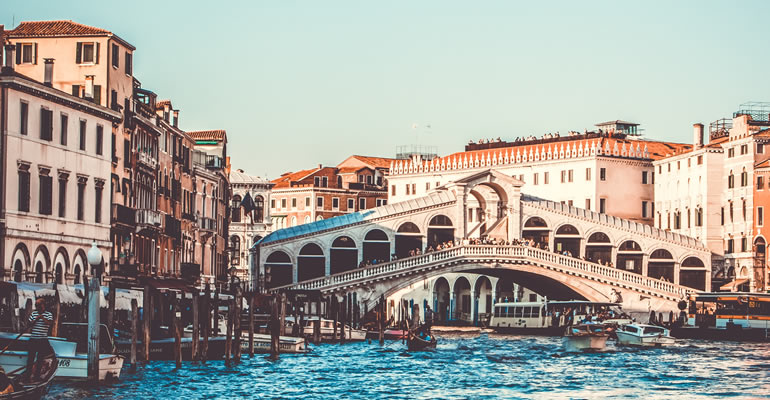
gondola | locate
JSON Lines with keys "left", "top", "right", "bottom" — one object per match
{"left": 1, "top": 344, "right": 58, "bottom": 400}
{"left": 407, "top": 325, "right": 437, "bottom": 351}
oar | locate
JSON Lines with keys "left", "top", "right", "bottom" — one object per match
{"left": 0, "top": 325, "right": 32, "bottom": 357}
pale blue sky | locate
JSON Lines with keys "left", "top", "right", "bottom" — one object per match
{"left": 4, "top": 1, "right": 769, "bottom": 177}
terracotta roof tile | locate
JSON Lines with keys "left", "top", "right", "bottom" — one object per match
{"left": 755, "top": 159, "right": 770, "bottom": 169}
{"left": 8, "top": 20, "right": 135, "bottom": 50}
{"left": 188, "top": 130, "right": 226, "bottom": 141}
{"left": 271, "top": 168, "right": 319, "bottom": 188}
{"left": 155, "top": 100, "right": 172, "bottom": 110}
{"left": 350, "top": 155, "right": 396, "bottom": 169}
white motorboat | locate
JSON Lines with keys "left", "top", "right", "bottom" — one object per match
{"left": 0, "top": 328, "right": 123, "bottom": 380}
{"left": 288, "top": 317, "right": 367, "bottom": 341}
{"left": 182, "top": 324, "right": 309, "bottom": 354}
{"left": 562, "top": 324, "right": 610, "bottom": 352}
{"left": 616, "top": 323, "right": 676, "bottom": 347}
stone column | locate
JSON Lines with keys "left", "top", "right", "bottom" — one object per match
{"left": 292, "top": 261, "right": 298, "bottom": 284}
{"left": 325, "top": 255, "right": 331, "bottom": 276}
{"left": 673, "top": 262, "right": 681, "bottom": 285}
{"left": 611, "top": 246, "right": 619, "bottom": 268}
{"left": 470, "top": 289, "right": 477, "bottom": 325}
{"left": 641, "top": 254, "right": 649, "bottom": 277}
{"left": 449, "top": 291, "right": 456, "bottom": 321}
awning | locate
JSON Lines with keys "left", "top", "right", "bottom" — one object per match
{"left": 719, "top": 278, "right": 749, "bottom": 291}
{"left": 145, "top": 278, "right": 193, "bottom": 292}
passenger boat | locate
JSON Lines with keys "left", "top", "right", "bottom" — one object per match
{"left": 289, "top": 317, "right": 367, "bottom": 342}
{"left": 490, "top": 300, "right": 630, "bottom": 335}
{"left": 0, "top": 342, "right": 57, "bottom": 400}
{"left": 671, "top": 292, "right": 770, "bottom": 341}
{"left": 407, "top": 325, "right": 437, "bottom": 351}
{"left": 562, "top": 323, "right": 610, "bottom": 352}
{"left": 615, "top": 323, "right": 675, "bottom": 347}
{"left": 0, "top": 324, "right": 123, "bottom": 381}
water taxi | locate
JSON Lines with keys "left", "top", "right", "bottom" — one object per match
{"left": 490, "top": 300, "right": 630, "bottom": 335}
{"left": 562, "top": 323, "right": 610, "bottom": 352}
{"left": 616, "top": 323, "right": 675, "bottom": 347}
{"left": 671, "top": 292, "right": 770, "bottom": 341}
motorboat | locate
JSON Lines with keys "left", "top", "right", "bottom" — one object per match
{"left": 562, "top": 323, "right": 610, "bottom": 352}
{"left": 671, "top": 292, "right": 770, "bottom": 341}
{"left": 616, "top": 323, "right": 675, "bottom": 347}
{"left": 490, "top": 300, "right": 631, "bottom": 335}
{"left": 239, "top": 334, "right": 307, "bottom": 354}
{"left": 288, "top": 317, "right": 367, "bottom": 342}
{"left": 0, "top": 340, "right": 57, "bottom": 400}
{"left": 0, "top": 324, "right": 123, "bottom": 381}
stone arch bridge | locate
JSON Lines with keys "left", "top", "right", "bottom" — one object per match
{"left": 254, "top": 170, "right": 711, "bottom": 312}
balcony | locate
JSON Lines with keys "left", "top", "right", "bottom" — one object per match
{"left": 165, "top": 214, "right": 181, "bottom": 240}
{"left": 193, "top": 150, "right": 224, "bottom": 170}
{"left": 111, "top": 204, "right": 136, "bottom": 227}
{"left": 136, "top": 209, "right": 163, "bottom": 230}
{"left": 137, "top": 151, "right": 158, "bottom": 169}
{"left": 181, "top": 262, "right": 201, "bottom": 282}
{"left": 182, "top": 211, "right": 196, "bottom": 221}
{"left": 111, "top": 257, "right": 138, "bottom": 279}
{"left": 198, "top": 216, "right": 216, "bottom": 232}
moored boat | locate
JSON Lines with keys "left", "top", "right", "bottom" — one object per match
{"left": 616, "top": 323, "right": 675, "bottom": 347}
{"left": 671, "top": 292, "right": 770, "bottom": 341}
{"left": 490, "top": 300, "right": 630, "bottom": 335}
{"left": 0, "top": 340, "right": 57, "bottom": 400}
{"left": 290, "top": 317, "right": 367, "bottom": 342}
{"left": 562, "top": 324, "right": 610, "bottom": 352}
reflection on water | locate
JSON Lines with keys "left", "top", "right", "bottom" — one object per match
{"left": 47, "top": 333, "right": 770, "bottom": 399}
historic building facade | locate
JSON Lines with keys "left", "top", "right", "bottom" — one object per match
{"left": 229, "top": 169, "right": 273, "bottom": 284}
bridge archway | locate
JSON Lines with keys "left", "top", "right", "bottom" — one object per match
{"left": 265, "top": 251, "right": 293, "bottom": 288}
{"left": 363, "top": 229, "right": 390, "bottom": 263}
{"left": 522, "top": 217, "right": 549, "bottom": 247}
{"left": 467, "top": 190, "right": 487, "bottom": 236}
{"left": 427, "top": 214, "right": 454, "bottom": 248}
{"left": 495, "top": 277, "right": 515, "bottom": 302}
{"left": 330, "top": 236, "right": 357, "bottom": 274}
{"left": 453, "top": 276, "right": 471, "bottom": 321}
{"left": 554, "top": 224, "right": 581, "bottom": 256}
{"left": 474, "top": 275, "right": 493, "bottom": 324}
{"left": 648, "top": 249, "right": 674, "bottom": 282}
{"left": 679, "top": 256, "right": 706, "bottom": 290}
{"left": 617, "top": 240, "right": 643, "bottom": 273}
{"left": 585, "top": 232, "right": 612, "bottom": 263}
{"left": 298, "top": 244, "right": 325, "bottom": 282}
{"left": 395, "top": 222, "right": 423, "bottom": 258}
{"left": 432, "top": 277, "right": 450, "bottom": 322}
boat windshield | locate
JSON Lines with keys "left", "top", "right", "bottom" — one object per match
{"left": 642, "top": 326, "right": 665, "bottom": 335}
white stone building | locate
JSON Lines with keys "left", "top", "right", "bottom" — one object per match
{"left": 229, "top": 168, "right": 273, "bottom": 282}
{"left": 0, "top": 51, "right": 122, "bottom": 284}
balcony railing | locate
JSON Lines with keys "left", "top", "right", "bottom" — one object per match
{"left": 111, "top": 258, "right": 138, "bottom": 278}
{"left": 137, "top": 151, "right": 158, "bottom": 169}
{"left": 198, "top": 216, "right": 216, "bottom": 232}
{"left": 136, "top": 208, "right": 163, "bottom": 229}
{"left": 111, "top": 204, "right": 136, "bottom": 227}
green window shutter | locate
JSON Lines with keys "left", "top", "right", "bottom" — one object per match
{"left": 15, "top": 43, "right": 21, "bottom": 64}
{"left": 76, "top": 42, "right": 82, "bottom": 64}
{"left": 95, "top": 42, "right": 100, "bottom": 64}
{"left": 33, "top": 43, "right": 38, "bottom": 64}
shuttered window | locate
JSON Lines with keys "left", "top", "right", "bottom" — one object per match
{"left": 79, "top": 120, "right": 87, "bottom": 151}
{"left": 39, "top": 174, "right": 52, "bottom": 215}
{"left": 76, "top": 42, "right": 99, "bottom": 64}
{"left": 60, "top": 114, "right": 68, "bottom": 145}
{"left": 18, "top": 169, "right": 30, "bottom": 212}
{"left": 40, "top": 108, "right": 53, "bottom": 141}
{"left": 96, "top": 125, "right": 104, "bottom": 155}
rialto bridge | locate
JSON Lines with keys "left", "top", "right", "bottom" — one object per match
{"left": 254, "top": 170, "right": 711, "bottom": 315}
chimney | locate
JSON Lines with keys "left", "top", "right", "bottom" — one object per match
{"left": 693, "top": 123, "right": 704, "bottom": 149}
{"left": 318, "top": 164, "right": 322, "bottom": 170}
{"left": 43, "top": 58, "right": 54, "bottom": 86}
{"left": 84, "top": 75, "right": 95, "bottom": 100}
{"left": 172, "top": 110, "right": 179, "bottom": 127}
{"left": 3, "top": 43, "right": 14, "bottom": 72}
{"left": 163, "top": 104, "right": 170, "bottom": 122}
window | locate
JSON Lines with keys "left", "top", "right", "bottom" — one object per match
{"left": 314, "top": 177, "right": 320, "bottom": 186}
{"left": 585, "top": 168, "right": 591, "bottom": 181}
{"left": 367, "top": 175, "right": 373, "bottom": 185}
{"left": 726, "top": 239, "right": 734, "bottom": 254}
{"left": 60, "top": 114, "right": 68, "bottom": 145}
{"left": 728, "top": 171, "right": 734, "bottom": 189}
{"left": 94, "top": 182, "right": 103, "bottom": 223}
{"left": 71, "top": 85, "right": 82, "bottom": 97}
{"left": 291, "top": 198, "right": 297, "bottom": 209}
{"left": 18, "top": 166, "right": 30, "bottom": 212}
{"left": 76, "top": 42, "right": 98, "bottom": 64}
{"left": 642, "top": 201, "right": 648, "bottom": 218}
{"left": 125, "top": 52, "right": 132, "bottom": 75}
{"left": 332, "top": 198, "right": 339, "bottom": 210}
{"left": 347, "top": 198, "right": 354, "bottom": 210}
{"left": 677, "top": 161, "right": 681, "bottom": 170}
{"left": 111, "top": 44, "right": 119, "bottom": 68}
{"left": 687, "top": 209, "right": 691, "bottom": 228}
{"left": 667, "top": 163, "right": 671, "bottom": 172}
{"left": 58, "top": 174, "right": 67, "bottom": 218}
{"left": 697, "top": 155, "right": 703, "bottom": 165}
{"left": 79, "top": 120, "right": 87, "bottom": 151}
{"left": 123, "top": 139, "right": 130, "bottom": 168}
{"left": 741, "top": 169, "right": 748, "bottom": 187}
{"left": 585, "top": 199, "right": 591, "bottom": 210}
{"left": 40, "top": 108, "right": 53, "bottom": 141}
{"left": 359, "top": 198, "right": 366, "bottom": 210}
{"left": 322, "top": 176, "right": 328, "bottom": 187}
{"left": 270, "top": 199, "right": 276, "bottom": 209}
{"left": 729, "top": 201, "right": 734, "bottom": 222}
{"left": 281, "top": 198, "right": 287, "bottom": 209}
{"left": 392, "top": 185, "right": 396, "bottom": 196}
{"left": 305, "top": 197, "right": 310, "bottom": 207}
{"left": 38, "top": 171, "right": 52, "bottom": 215}
{"left": 720, "top": 207, "right": 724, "bottom": 225}
{"left": 568, "top": 170, "right": 573, "bottom": 182}
{"left": 741, "top": 144, "right": 748, "bottom": 155}
{"left": 425, "top": 182, "right": 430, "bottom": 191}
{"left": 728, "top": 148, "right": 734, "bottom": 158}
{"left": 77, "top": 179, "right": 86, "bottom": 221}
{"left": 316, "top": 197, "right": 323, "bottom": 208}
{"left": 337, "top": 176, "right": 343, "bottom": 188}
{"left": 759, "top": 207, "right": 764, "bottom": 227}
{"left": 599, "top": 198, "right": 606, "bottom": 214}
{"left": 758, "top": 144, "right": 765, "bottom": 154}
{"left": 20, "top": 101, "right": 29, "bottom": 135}
{"left": 560, "top": 170, "right": 566, "bottom": 183}
{"left": 17, "top": 43, "right": 36, "bottom": 64}
{"left": 93, "top": 85, "right": 101, "bottom": 106}
{"left": 376, "top": 199, "right": 387, "bottom": 206}
{"left": 758, "top": 176, "right": 765, "bottom": 190}
{"left": 543, "top": 172, "right": 549, "bottom": 184}
{"left": 741, "top": 237, "right": 748, "bottom": 252}
{"left": 642, "top": 171, "right": 648, "bottom": 184}
{"left": 96, "top": 125, "right": 104, "bottom": 155}
{"left": 674, "top": 211, "right": 681, "bottom": 229}
{"left": 533, "top": 173, "right": 539, "bottom": 185}
{"left": 599, "top": 168, "right": 606, "bottom": 181}
{"left": 743, "top": 199, "right": 747, "bottom": 220}
{"left": 405, "top": 184, "right": 410, "bottom": 195}
{"left": 411, "top": 183, "right": 416, "bottom": 194}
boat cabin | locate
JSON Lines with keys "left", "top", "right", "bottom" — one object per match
{"left": 687, "top": 292, "right": 770, "bottom": 329}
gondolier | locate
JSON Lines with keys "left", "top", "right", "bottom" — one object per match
{"left": 26, "top": 299, "right": 53, "bottom": 380}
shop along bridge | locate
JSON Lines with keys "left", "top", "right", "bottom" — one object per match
{"left": 254, "top": 170, "right": 711, "bottom": 312}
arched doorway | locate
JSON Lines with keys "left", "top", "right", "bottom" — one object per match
{"left": 73, "top": 265, "right": 82, "bottom": 284}
{"left": 554, "top": 224, "right": 580, "bottom": 256}
{"left": 297, "top": 244, "right": 325, "bottom": 281}
{"left": 432, "top": 277, "right": 450, "bottom": 322}
{"left": 585, "top": 232, "right": 612, "bottom": 263}
{"left": 35, "top": 261, "right": 44, "bottom": 283}
{"left": 680, "top": 257, "right": 706, "bottom": 290}
{"left": 265, "top": 251, "right": 293, "bottom": 288}
{"left": 13, "top": 260, "right": 23, "bottom": 282}
{"left": 363, "top": 229, "right": 390, "bottom": 262}
{"left": 474, "top": 276, "right": 493, "bottom": 325}
{"left": 55, "top": 262, "right": 64, "bottom": 284}
{"left": 648, "top": 249, "right": 674, "bottom": 282}
{"left": 522, "top": 217, "right": 549, "bottom": 247}
{"left": 452, "top": 276, "right": 471, "bottom": 322}
{"left": 395, "top": 222, "right": 423, "bottom": 258}
{"left": 427, "top": 215, "right": 454, "bottom": 248}
{"left": 53, "top": 248, "right": 69, "bottom": 285}
{"left": 617, "top": 240, "right": 643, "bottom": 273}
{"left": 330, "top": 236, "right": 357, "bottom": 274}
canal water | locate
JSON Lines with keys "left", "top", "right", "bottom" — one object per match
{"left": 47, "top": 333, "right": 770, "bottom": 399}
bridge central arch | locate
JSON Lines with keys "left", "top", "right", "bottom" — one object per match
{"left": 330, "top": 236, "right": 357, "bottom": 274}
{"left": 363, "top": 229, "right": 390, "bottom": 263}
{"left": 427, "top": 215, "right": 454, "bottom": 248}
{"left": 298, "top": 243, "right": 325, "bottom": 282}
{"left": 395, "top": 222, "right": 423, "bottom": 258}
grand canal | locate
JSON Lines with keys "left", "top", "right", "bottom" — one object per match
{"left": 47, "top": 333, "right": 770, "bottom": 399}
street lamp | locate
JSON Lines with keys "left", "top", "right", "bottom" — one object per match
{"left": 87, "top": 241, "right": 103, "bottom": 278}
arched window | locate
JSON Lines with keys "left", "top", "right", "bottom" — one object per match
{"left": 230, "top": 236, "right": 241, "bottom": 265}
{"left": 397, "top": 222, "right": 421, "bottom": 233}
{"left": 741, "top": 168, "right": 748, "bottom": 187}
{"left": 231, "top": 195, "right": 242, "bottom": 223}
{"left": 13, "top": 260, "right": 23, "bottom": 282}
{"left": 728, "top": 170, "right": 734, "bottom": 189}
{"left": 254, "top": 195, "right": 264, "bottom": 222}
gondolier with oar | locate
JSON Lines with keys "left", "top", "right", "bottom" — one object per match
{"left": 25, "top": 298, "right": 53, "bottom": 380}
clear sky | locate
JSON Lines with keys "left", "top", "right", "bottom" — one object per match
{"left": 3, "top": 1, "right": 770, "bottom": 178}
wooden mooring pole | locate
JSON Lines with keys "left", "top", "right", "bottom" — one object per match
{"left": 248, "top": 291, "right": 255, "bottom": 357}
{"left": 143, "top": 285, "right": 152, "bottom": 362}
{"left": 269, "top": 293, "right": 281, "bottom": 360}
{"left": 130, "top": 298, "right": 138, "bottom": 371}
{"left": 378, "top": 295, "right": 385, "bottom": 345}
{"left": 202, "top": 283, "right": 211, "bottom": 363}
{"left": 225, "top": 299, "right": 233, "bottom": 367}
{"left": 192, "top": 291, "right": 200, "bottom": 362}
{"left": 171, "top": 293, "right": 182, "bottom": 368}
{"left": 234, "top": 286, "right": 242, "bottom": 364}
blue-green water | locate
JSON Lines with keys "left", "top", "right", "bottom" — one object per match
{"left": 47, "top": 334, "right": 770, "bottom": 399}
